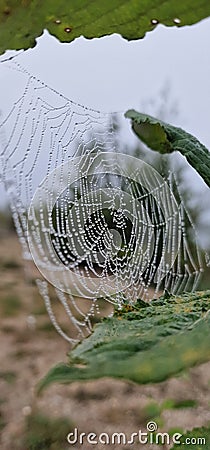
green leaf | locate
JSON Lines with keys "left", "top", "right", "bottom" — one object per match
{"left": 171, "top": 426, "right": 210, "bottom": 449}
{"left": 125, "top": 110, "right": 210, "bottom": 188}
{"left": 38, "top": 291, "right": 210, "bottom": 392}
{"left": 1, "top": 0, "right": 210, "bottom": 54}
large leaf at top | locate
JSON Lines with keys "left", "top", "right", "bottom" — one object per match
{"left": 125, "top": 110, "right": 210, "bottom": 188}
{"left": 1, "top": 1, "right": 210, "bottom": 55}
{"left": 38, "top": 291, "right": 210, "bottom": 392}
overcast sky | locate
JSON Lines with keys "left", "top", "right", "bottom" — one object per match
{"left": 0, "top": 17, "right": 210, "bottom": 240}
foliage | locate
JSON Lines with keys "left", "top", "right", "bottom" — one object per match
{"left": 23, "top": 413, "right": 73, "bottom": 450}
{"left": 125, "top": 109, "right": 210, "bottom": 188}
{"left": 1, "top": 0, "right": 210, "bottom": 54}
{"left": 171, "top": 426, "right": 210, "bottom": 449}
{"left": 38, "top": 291, "right": 210, "bottom": 392}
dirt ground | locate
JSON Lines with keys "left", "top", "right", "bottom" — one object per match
{"left": 0, "top": 231, "right": 210, "bottom": 450}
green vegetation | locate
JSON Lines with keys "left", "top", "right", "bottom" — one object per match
{"left": 1, "top": 0, "right": 210, "bottom": 54}
{"left": 143, "top": 401, "right": 162, "bottom": 421}
{"left": 139, "top": 398, "right": 198, "bottom": 427}
{"left": 39, "top": 291, "right": 210, "bottom": 391}
{"left": 171, "top": 426, "right": 210, "bottom": 449}
{"left": 23, "top": 413, "right": 74, "bottom": 450}
{"left": 139, "top": 397, "right": 198, "bottom": 427}
{"left": 165, "top": 398, "right": 198, "bottom": 409}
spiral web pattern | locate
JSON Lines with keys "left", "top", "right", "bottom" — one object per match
{"left": 0, "top": 60, "right": 207, "bottom": 344}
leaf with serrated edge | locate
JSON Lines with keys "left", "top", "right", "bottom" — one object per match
{"left": 38, "top": 292, "right": 210, "bottom": 392}
{"left": 171, "top": 426, "right": 210, "bottom": 448}
{"left": 1, "top": 0, "right": 210, "bottom": 54}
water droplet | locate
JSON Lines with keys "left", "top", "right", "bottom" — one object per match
{"left": 173, "top": 17, "right": 181, "bottom": 24}
{"left": 151, "top": 19, "right": 159, "bottom": 25}
{"left": 26, "top": 315, "right": 36, "bottom": 330}
{"left": 64, "top": 27, "right": 72, "bottom": 33}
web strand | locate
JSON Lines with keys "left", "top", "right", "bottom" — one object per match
{"left": 0, "top": 60, "right": 208, "bottom": 345}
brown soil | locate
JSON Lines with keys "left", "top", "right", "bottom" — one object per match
{"left": 0, "top": 233, "right": 210, "bottom": 450}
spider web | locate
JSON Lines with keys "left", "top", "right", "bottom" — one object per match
{"left": 0, "top": 60, "right": 208, "bottom": 345}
